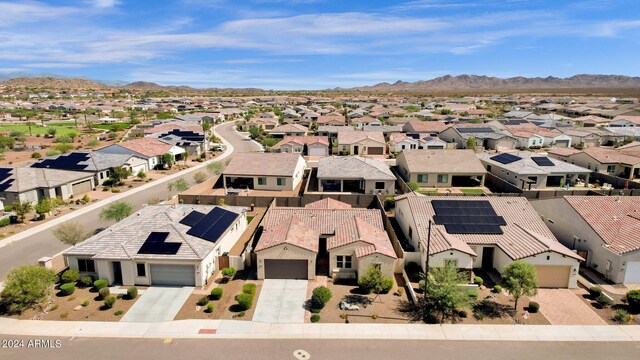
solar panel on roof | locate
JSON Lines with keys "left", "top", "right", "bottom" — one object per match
{"left": 457, "top": 127, "right": 494, "bottom": 133}
{"left": 137, "top": 232, "right": 182, "bottom": 255}
{"left": 31, "top": 152, "right": 91, "bottom": 171}
{"left": 0, "top": 168, "right": 14, "bottom": 192}
{"left": 490, "top": 153, "right": 522, "bottom": 165}
{"left": 432, "top": 199, "right": 505, "bottom": 235}
{"left": 531, "top": 156, "right": 554, "bottom": 166}
{"left": 179, "top": 210, "right": 206, "bottom": 227}
{"left": 186, "top": 207, "right": 240, "bottom": 243}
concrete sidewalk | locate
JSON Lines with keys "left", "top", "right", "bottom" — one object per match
{"left": 0, "top": 318, "right": 639, "bottom": 341}
{"left": 0, "top": 123, "right": 236, "bottom": 251}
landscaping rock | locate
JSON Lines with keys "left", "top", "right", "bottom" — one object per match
{"left": 339, "top": 301, "right": 360, "bottom": 311}
{"left": 73, "top": 305, "right": 83, "bottom": 311}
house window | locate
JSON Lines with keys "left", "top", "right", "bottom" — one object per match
{"left": 444, "top": 259, "right": 458, "bottom": 268}
{"left": 437, "top": 174, "right": 449, "bottom": 183}
{"left": 136, "top": 263, "right": 146, "bottom": 277}
{"left": 294, "top": 147, "right": 302, "bottom": 153}
{"left": 375, "top": 182, "right": 385, "bottom": 190}
{"left": 277, "top": 178, "right": 286, "bottom": 186}
{"left": 486, "top": 165, "right": 492, "bottom": 172}
{"left": 417, "top": 174, "right": 428, "bottom": 183}
{"left": 408, "top": 226, "right": 413, "bottom": 239}
{"left": 257, "top": 177, "right": 267, "bottom": 186}
{"left": 78, "top": 259, "right": 95, "bottom": 273}
{"left": 336, "top": 255, "right": 352, "bottom": 269}
{"left": 528, "top": 176, "right": 538, "bottom": 184}
{"left": 607, "top": 165, "right": 616, "bottom": 173}
{"left": 401, "top": 144, "right": 406, "bottom": 150}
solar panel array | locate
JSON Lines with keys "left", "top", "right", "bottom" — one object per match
{"left": 31, "top": 152, "right": 91, "bottom": 171}
{"left": 457, "top": 127, "right": 494, "bottom": 134}
{"left": 179, "top": 210, "right": 206, "bottom": 227}
{"left": 159, "top": 129, "right": 205, "bottom": 142}
{"left": 0, "top": 168, "right": 14, "bottom": 192}
{"left": 500, "top": 119, "right": 528, "bottom": 126}
{"left": 137, "top": 232, "right": 182, "bottom": 255}
{"left": 490, "top": 153, "right": 522, "bottom": 165}
{"left": 531, "top": 156, "right": 554, "bottom": 166}
{"left": 432, "top": 200, "right": 505, "bottom": 235}
{"left": 407, "top": 133, "right": 420, "bottom": 139}
{"left": 186, "top": 207, "right": 240, "bottom": 243}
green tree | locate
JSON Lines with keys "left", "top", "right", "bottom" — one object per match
{"left": 109, "top": 166, "right": 132, "bottom": 186}
{"left": 137, "top": 171, "right": 147, "bottom": 180}
{"left": 1, "top": 265, "right": 57, "bottom": 314}
{"left": 53, "top": 221, "right": 90, "bottom": 246}
{"left": 47, "top": 128, "right": 57, "bottom": 137}
{"left": 358, "top": 264, "right": 394, "bottom": 299}
{"left": 168, "top": 178, "right": 188, "bottom": 192}
{"left": 161, "top": 153, "right": 174, "bottom": 169}
{"left": 68, "top": 130, "right": 79, "bottom": 142}
{"left": 206, "top": 161, "right": 226, "bottom": 175}
{"left": 466, "top": 136, "right": 477, "bottom": 151}
{"left": 423, "top": 262, "right": 470, "bottom": 323}
{"left": 501, "top": 260, "right": 538, "bottom": 310}
{"left": 13, "top": 201, "right": 33, "bottom": 223}
{"left": 100, "top": 201, "right": 133, "bottom": 222}
{"left": 201, "top": 120, "right": 211, "bottom": 160}
{"left": 34, "top": 197, "right": 56, "bottom": 215}
{"left": 0, "top": 136, "right": 15, "bottom": 150}
{"left": 407, "top": 182, "right": 420, "bottom": 191}
{"left": 25, "top": 121, "right": 36, "bottom": 136}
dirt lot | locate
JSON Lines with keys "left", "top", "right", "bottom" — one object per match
{"left": 311, "top": 277, "right": 414, "bottom": 324}
{"left": 174, "top": 270, "right": 262, "bottom": 321}
{"left": 9, "top": 285, "right": 139, "bottom": 322}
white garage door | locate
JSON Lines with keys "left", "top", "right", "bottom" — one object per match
{"left": 150, "top": 264, "right": 195, "bottom": 286}
{"left": 624, "top": 262, "right": 640, "bottom": 283}
{"left": 131, "top": 164, "right": 147, "bottom": 175}
{"left": 72, "top": 180, "right": 92, "bottom": 195}
{"left": 308, "top": 146, "right": 326, "bottom": 156}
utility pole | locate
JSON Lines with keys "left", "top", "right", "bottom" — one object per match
{"left": 423, "top": 220, "right": 432, "bottom": 323}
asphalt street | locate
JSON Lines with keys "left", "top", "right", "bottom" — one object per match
{"left": 1, "top": 337, "right": 639, "bottom": 360}
{"left": 0, "top": 122, "right": 259, "bottom": 279}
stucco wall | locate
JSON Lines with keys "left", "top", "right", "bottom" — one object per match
{"left": 492, "top": 247, "right": 579, "bottom": 288}
{"left": 256, "top": 243, "right": 316, "bottom": 280}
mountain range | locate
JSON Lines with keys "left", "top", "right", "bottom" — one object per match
{"left": 1, "top": 74, "right": 640, "bottom": 94}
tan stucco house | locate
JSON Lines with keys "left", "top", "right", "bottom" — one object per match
{"left": 223, "top": 153, "right": 307, "bottom": 192}
{"left": 396, "top": 149, "right": 486, "bottom": 188}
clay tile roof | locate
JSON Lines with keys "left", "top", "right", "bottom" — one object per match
{"left": 304, "top": 198, "right": 352, "bottom": 209}
{"left": 254, "top": 216, "right": 319, "bottom": 253}
{"left": 564, "top": 196, "right": 640, "bottom": 255}
{"left": 116, "top": 138, "right": 173, "bottom": 157}
{"left": 330, "top": 216, "right": 397, "bottom": 259}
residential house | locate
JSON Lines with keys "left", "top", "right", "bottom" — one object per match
{"left": 548, "top": 146, "right": 640, "bottom": 179}
{"left": 64, "top": 205, "right": 247, "bottom": 287}
{"left": 246, "top": 117, "right": 279, "bottom": 130}
{"left": 271, "top": 136, "right": 330, "bottom": 156}
{"left": 337, "top": 131, "right": 386, "bottom": 155}
{"left": 316, "top": 156, "right": 396, "bottom": 195}
{"left": 316, "top": 115, "right": 346, "bottom": 126}
{"left": 97, "top": 138, "right": 186, "bottom": 170}
{"left": 388, "top": 133, "right": 446, "bottom": 152}
{"left": 531, "top": 196, "right": 640, "bottom": 283}
{"left": 0, "top": 167, "right": 96, "bottom": 205}
{"left": 223, "top": 153, "right": 306, "bottom": 192}
{"left": 317, "top": 125, "right": 353, "bottom": 143}
{"left": 439, "top": 125, "right": 517, "bottom": 151}
{"left": 396, "top": 149, "right": 485, "bottom": 188}
{"left": 267, "top": 123, "right": 308, "bottom": 137}
{"left": 149, "top": 129, "right": 206, "bottom": 156}
{"left": 394, "top": 195, "right": 582, "bottom": 288}
{"left": 352, "top": 116, "right": 382, "bottom": 129}
{"left": 254, "top": 199, "right": 397, "bottom": 280}
{"left": 478, "top": 151, "right": 591, "bottom": 189}
{"left": 401, "top": 120, "right": 449, "bottom": 136}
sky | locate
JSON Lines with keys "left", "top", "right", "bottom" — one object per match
{"left": 0, "top": 0, "right": 639, "bottom": 89}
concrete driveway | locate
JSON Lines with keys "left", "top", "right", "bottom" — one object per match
{"left": 532, "top": 289, "right": 606, "bottom": 325}
{"left": 120, "top": 287, "right": 193, "bottom": 323}
{"left": 253, "top": 280, "right": 308, "bottom": 324}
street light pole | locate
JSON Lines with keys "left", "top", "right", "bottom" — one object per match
{"left": 423, "top": 220, "right": 432, "bottom": 322}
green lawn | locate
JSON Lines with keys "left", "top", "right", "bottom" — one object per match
{"left": 417, "top": 189, "right": 439, "bottom": 195}
{"left": 0, "top": 124, "right": 83, "bottom": 136}
{"left": 460, "top": 189, "right": 486, "bottom": 195}
{"left": 94, "top": 123, "right": 132, "bottom": 131}
{"left": 247, "top": 215, "right": 255, "bottom": 224}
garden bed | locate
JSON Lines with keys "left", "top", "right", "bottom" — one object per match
{"left": 572, "top": 286, "right": 640, "bottom": 325}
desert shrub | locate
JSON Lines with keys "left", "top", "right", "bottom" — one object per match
{"left": 236, "top": 293, "right": 253, "bottom": 310}
{"left": 50, "top": 304, "right": 59, "bottom": 311}
{"left": 80, "top": 276, "right": 93, "bottom": 288}
{"left": 467, "top": 290, "right": 479, "bottom": 301}
{"left": 221, "top": 267, "right": 236, "bottom": 282}
{"left": 311, "top": 286, "right": 332, "bottom": 309}
{"left": 0, "top": 217, "right": 9, "bottom": 227}
{"left": 31, "top": 152, "right": 41, "bottom": 159}
{"left": 242, "top": 283, "right": 257, "bottom": 295}
{"left": 99, "top": 287, "right": 110, "bottom": 300}
{"left": 1, "top": 265, "right": 57, "bottom": 314}
{"left": 193, "top": 171, "right": 207, "bottom": 184}
{"left": 81, "top": 299, "right": 90, "bottom": 307}
{"left": 310, "top": 314, "right": 320, "bottom": 323}
{"left": 45, "top": 150, "right": 61, "bottom": 156}
{"left": 60, "top": 312, "right": 69, "bottom": 319}
{"left": 596, "top": 294, "right": 611, "bottom": 308}
{"left": 114, "top": 310, "right": 123, "bottom": 316}
{"left": 458, "top": 309, "right": 468, "bottom": 318}
{"left": 493, "top": 285, "right": 502, "bottom": 293}
{"left": 197, "top": 296, "right": 210, "bottom": 306}
{"left": 528, "top": 301, "right": 540, "bottom": 313}
{"left": 311, "top": 308, "right": 321, "bottom": 314}
{"left": 626, "top": 290, "right": 640, "bottom": 311}
{"left": 611, "top": 309, "right": 632, "bottom": 324}
{"left": 93, "top": 278, "right": 109, "bottom": 290}
{"left": 589, "top": 286, "right": 603, "bottom": 299}
{"left": 210, "top": 287, "right": 223, "bottom": 300}
{"left": 126, "top": 286, "right": 138, "bottom": 299}
{"left": 205, "top": 303, "right": 215, "bottom": 313}
{"left": 473, "top": 276, "right": 484, "bottom": 286}
{"left": 103, "top": 296, "right": 116, "bottom": 309}
{"left": 61, "top": 269, "right": 79, "bottom": 284}
{"left": 59, "top": 283, "right": 75, "bottom": 296}
{"left": 418, "top": 280, "right": 425, "bottom": 291}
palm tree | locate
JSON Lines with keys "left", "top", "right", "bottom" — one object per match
{"left": 201, "top": 119, "right": 211, "bottom": 160}
{"left": 25, "top": 121, "right": 35, "bottom": 136}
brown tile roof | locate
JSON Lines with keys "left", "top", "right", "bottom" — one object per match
{"left": 400, "top": 149, "right": 486, "bottom": 174}
{"left": 304, "top": 198, "right": 352, "bottom": 209}
{"left": 317, "top": 115, "right": 346, "bottom": 125}
{"left": 337, "top": 131, "right": 385, "bottom": 145}
{"left": 255, "top": 216, "right": 319, "bottom": 253}
{"left": 330, "top": 216, "right": 397, "bottom": 259}
{"left": 404, "top": 120, "right": 449, "bottom": 133}
{"left": 269, "top": 123, "right": 308, "bottom": 133}
{"left": 564, "top": 196, "right": 640, "bottom": 255}
{"left": 272, "top": 136, "right": 329, "bottom": 150}
{"left": 395, "top": 195, "right": 581, "bottom": 261}
{"left": 223, "top": 153, "right": 304, "bottom": 177}
{"left": 116, "top": 138, "right": 173, "bottom": 157}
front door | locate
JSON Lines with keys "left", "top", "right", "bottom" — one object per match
{"left": 482, "top": 247, "right": 494, "bottom": 269}
{"left": 353, "top": 145, "right": 359, "bottom": 155}
{"left": 112, "top": 261, "right": 123, "bottom": 285}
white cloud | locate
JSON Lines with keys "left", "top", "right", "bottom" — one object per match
{"left": 90, "top": 0, "right": 119, "bottom": 8}
{"left": 0, "top": 1, "right": 79, "bottom": 26}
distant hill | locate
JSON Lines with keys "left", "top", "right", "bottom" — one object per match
{"left": 0, "top": 77, "right": 109, "bottom": 90}
{"left": 121, "top": 81, "right": 172, "bottom": 90}
{"left": 349, "top": 74, "right": 640, "bottom": 94}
